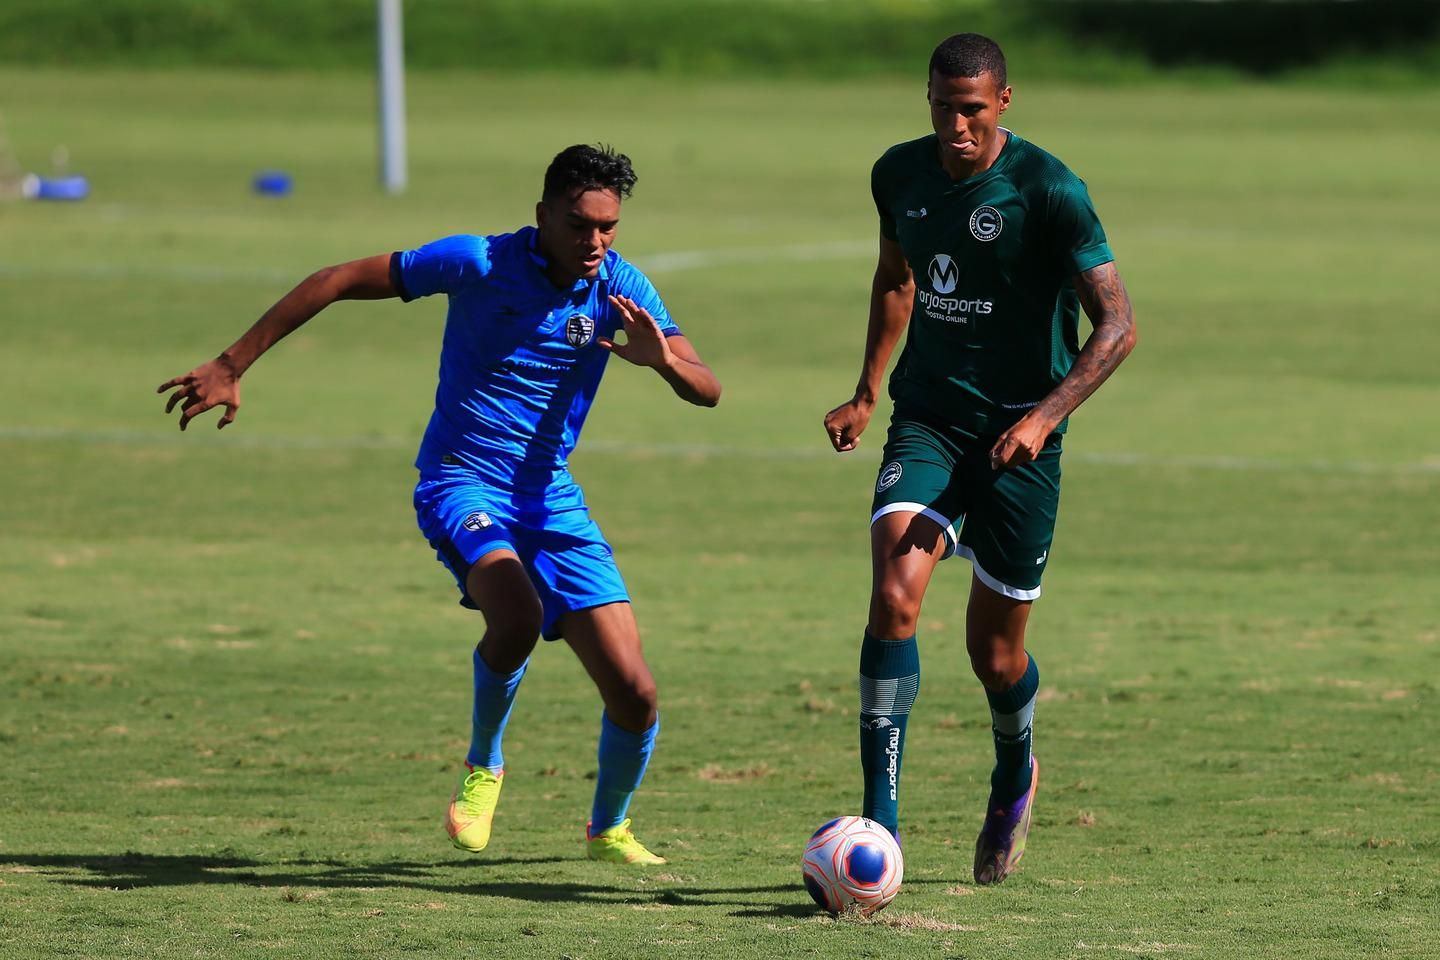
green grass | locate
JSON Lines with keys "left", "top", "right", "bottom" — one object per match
{"left": 1, "top": 67, "right": 1438, "bottom": 959}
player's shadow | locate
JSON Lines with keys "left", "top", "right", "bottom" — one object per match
{"left": 728, "top": 903, "right": 826, "bottom": 918}
{"left": 886, "top": 511, "right": 949, "bottom": 559}
{"left": 725, "top": 876, "right": 952, "bottom": 918}
{"left": 0, "top": 853, "right": 810, "bottom": 910}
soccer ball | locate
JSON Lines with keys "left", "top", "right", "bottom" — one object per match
{"left": 801, "top": 816, "right": 904, "bottom": 916}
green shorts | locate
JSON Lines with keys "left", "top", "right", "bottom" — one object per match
{"left": 870, "top": 411, "right": 1062, "bottom": 600}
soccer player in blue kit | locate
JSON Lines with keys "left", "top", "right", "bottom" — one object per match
{"left": 158, "top": 145, "right": 722, "bottom": 865}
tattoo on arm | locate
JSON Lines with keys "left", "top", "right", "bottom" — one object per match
{"left": 1033, "top": 262, "right": 1138, "bottom": 425}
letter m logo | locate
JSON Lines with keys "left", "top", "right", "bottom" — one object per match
{"left": 927, "top": 254, "right": 958, "bottom": 294}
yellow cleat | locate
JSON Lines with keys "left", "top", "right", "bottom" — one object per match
{"left": 446, "top": 766, "right": 503, "bottom": 853}
{"left": 586, "top": 818, "right": 667, "bottom": 865}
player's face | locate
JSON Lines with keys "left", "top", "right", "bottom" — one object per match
{"left": 535, "top": 187, "right": 621, "bottom": 284}
{"left": 928, "top": 70, "right": 1011, "bottom": 176}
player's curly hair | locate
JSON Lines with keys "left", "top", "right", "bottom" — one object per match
{"left": 542, "top": 144, "right": 638, "bottom": 202}
{"left": 929, "top": 33, "right": 1007, "bottom": 91}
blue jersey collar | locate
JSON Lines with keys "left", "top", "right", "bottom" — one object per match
{"left": 523, "top": 225, "right": 610, "bottom": 290}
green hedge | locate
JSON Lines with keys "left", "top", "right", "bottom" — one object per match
{"left": 1, "top": 0, "right": 1006, "bottom": 73}
{"left": 2, "top": 0, "right": 1437, "bottom": 81}
{"left": 1039, "top": 0, "right": 1440, "bottom": 76}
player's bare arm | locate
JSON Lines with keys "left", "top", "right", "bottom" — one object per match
{"left": 156, "top": 254, "right": 397, "bottom": 430}
{"left": 600, "top": 293, "right": 721, "bottom": 407}
{"left": 824, "top": 233, "right": 915, "bottom": 452}
{"left": 989, "top": 261, "right": 1138, "bottom": 469}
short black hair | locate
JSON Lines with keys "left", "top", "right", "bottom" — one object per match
{"left": 541, "top": 144, "right": 637, "bottom": 203}
{"left": 929, "top": 33, "right": 1007, "bottom": 90}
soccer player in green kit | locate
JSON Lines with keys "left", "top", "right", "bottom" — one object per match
{"left": 824, "top": 33, "right": 1138, "bottom": 885}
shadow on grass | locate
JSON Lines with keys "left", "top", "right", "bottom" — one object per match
{"left": 728, "top": 903, "right": 829, "bottom": 918}
{"left": 1, "top": 851, "right": 891, "bottom": 913}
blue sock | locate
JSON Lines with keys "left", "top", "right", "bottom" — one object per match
{"left": 986, "top": 654, "right": 1039, "bottom": 804}
{"left": 590, "top": 711, "right": 658, "bottom": 834}
{"left": 465, "top": 647, "right": 527, "bottom": 773}
{"left": 858, "top": 631, "right": 920, "bottom": 838}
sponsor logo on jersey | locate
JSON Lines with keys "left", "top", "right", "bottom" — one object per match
{"left": 462, "top": 512, "right": 492, "bottom": 531}
{"left": 906, "top": 207, "right": 927, "bottom": 219}
{"left": 501, "top": 357, "right": 568, "bottom": 375}
{"left": 877, "top": 461, "right": 903, "bottom": 492}
{"left": 916, "top": 289, "right": 994, "bottom": 324}
{"left": 927, "top": 254, "right": 959, "bottom": 294}
{"left": 565, "top": 313, "right": 595, "bottom": 347}
{"left": 969, "top": 204, "right": 1003, "bottom": 241}
{"left": 922, "top": 253, "right": 994, "bottom": 324}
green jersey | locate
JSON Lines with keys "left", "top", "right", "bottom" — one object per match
{"left": 872, "top": 130, "right": 1114, "bottom": 436}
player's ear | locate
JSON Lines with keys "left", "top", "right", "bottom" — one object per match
{"left": 535, "top": 200, "right": 548, "bottom": 228}
{"left": 998, "top": 85, "right": 1012, "bottom": 114}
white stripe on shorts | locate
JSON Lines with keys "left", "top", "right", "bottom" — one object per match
{"left": 870, "top": 502, "right": 957, "bottom": 559}
{"left": 869, "top": 505, "right": 1042, "bottom": 601}
{"left": 953, "top": 544, "right": 1042, "bottom": 601}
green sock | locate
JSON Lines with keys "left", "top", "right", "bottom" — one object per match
{"left": 985, "top": 654, "right": 1038, "bottom": 804}
{"left": 859, "top": 630, "right": 919, "bottom": 837}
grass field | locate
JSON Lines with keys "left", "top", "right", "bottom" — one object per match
{"left": 1, "top": 68, "right": 1438, "bottom": 959}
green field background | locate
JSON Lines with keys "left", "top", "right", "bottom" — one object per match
{"left": 1, "top": 63, "right": 1438, "bottom": 959}
{"left": 4, "top": 0, "right": 1440, "bottom": 83}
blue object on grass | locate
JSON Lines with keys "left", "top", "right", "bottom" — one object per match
{"left": 253, "top": 171, "right": 293, "bottom": 196}
{"left": 27, "top": 175, "right": 89, "bottom": 201}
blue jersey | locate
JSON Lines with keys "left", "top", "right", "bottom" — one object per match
{"left": 391, "top": 226, "right": 681, "bottom": 491}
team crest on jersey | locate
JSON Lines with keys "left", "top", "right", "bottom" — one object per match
{"left": 969, "top": 205, "right": 1003, "bottom": 242}
{"left": 565, "top": 313, "right": 595, "bottom": 348}
{"left": 462, "top": 512, "right": 492, "bottom": 532}
{"left": 877, "top": 461, "right": 903, "bottom": 492}
{"left": 927, "top": 254, "right": 959, "bottom": 295}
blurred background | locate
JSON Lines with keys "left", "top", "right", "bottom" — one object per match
{"left": 4, "top": 0, "right": 1440, "bottom": 80}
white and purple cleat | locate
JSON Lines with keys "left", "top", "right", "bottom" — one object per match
{"left": 973, "top": 755, "right": 1039, "bottom": 886}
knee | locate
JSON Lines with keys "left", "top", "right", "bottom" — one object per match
{"left": 869, "top": 581, "right": 922, "bottom": 639}
{"left": 610, "top": 673, "right": 658, "bottom": 730}
{"left": 968, "top": 647, "right": 1027, "bottom": 691}
{"left": 623, "top": 672, "right": 659, "bottom": 718}
{"left": 969, "top": 651, "right": 1009, "bottom": 691}
{"left": 483, "top": 598, "right": 543, "bottom": 652}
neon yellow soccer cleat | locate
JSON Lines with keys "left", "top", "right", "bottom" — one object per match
{"left": 586, "top": 818, "right": 667, "bottom": 865}
{"left": 446, "top": 766, "right": 504, "bottom": 853}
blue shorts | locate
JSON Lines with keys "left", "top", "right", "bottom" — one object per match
{"left": 414, "top": 474, "right": 629, "bottom": 641}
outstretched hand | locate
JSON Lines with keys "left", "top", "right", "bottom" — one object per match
{"left": 599, "top": 295, "right": 673, "bottom": 368}
{"left": 157, "top": 357, "right": 241, "bottom": 431}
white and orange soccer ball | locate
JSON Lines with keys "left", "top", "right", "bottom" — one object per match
{"left": 801, "top": 816, "right": 904, "bottom": 916}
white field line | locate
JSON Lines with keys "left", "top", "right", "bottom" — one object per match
{"left": 638, "top": 239, "right": 872, "bottom": 274}
{"left": 0, "top": 239, "right": 874, "bottom": 285}
{"left": 1, "top": 425, "right": 1437, "bottom": 476}
{"left": 0, "top": 262, "right": 299, "bottom": 284}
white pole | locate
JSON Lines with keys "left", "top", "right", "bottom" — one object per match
{"left": 377, "top": 0, "right": 407, "bottom": 194}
